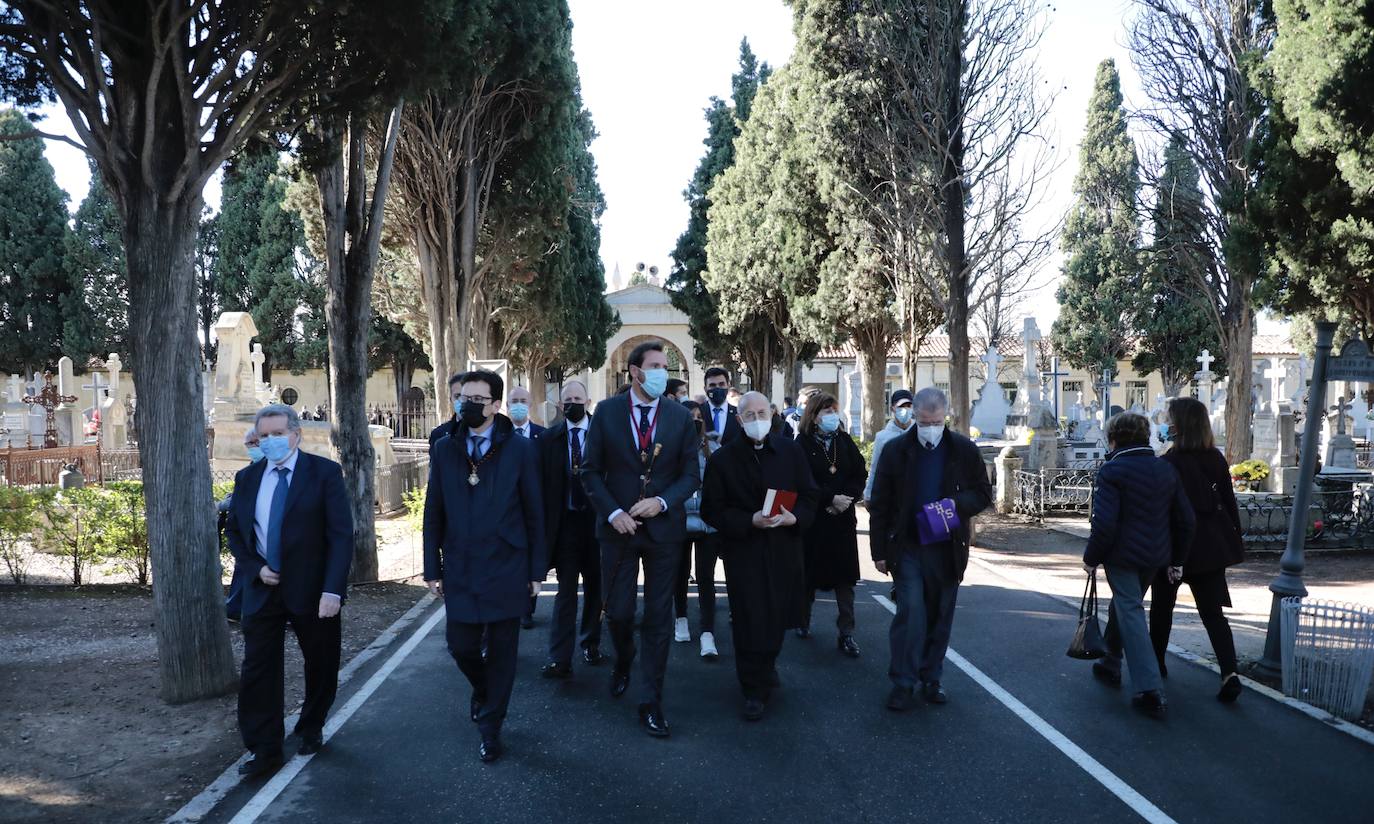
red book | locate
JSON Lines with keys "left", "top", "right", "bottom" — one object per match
{"left": 763, "top": 488, "right": 798, "bottom": 517}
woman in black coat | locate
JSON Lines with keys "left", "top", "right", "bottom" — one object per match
{"left": 795, "top": 391, "right": 868, "bottom": 657}
{"left": 1155, "top": 396, "right": 1245, "bottom": 702}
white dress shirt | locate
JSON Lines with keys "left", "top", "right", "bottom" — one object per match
{"left": 566, "top": 416, "right": 590, "bottom": 466}
{"left": 513, "top": 421, "right": 532, "bottom": 438}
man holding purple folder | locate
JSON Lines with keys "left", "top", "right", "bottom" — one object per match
{"left": 869, "top": 388, "right": 992, "bottom": 712}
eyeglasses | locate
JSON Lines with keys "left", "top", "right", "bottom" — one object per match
{"left": 458, "top": 395, "right": 493, "bottom": 406}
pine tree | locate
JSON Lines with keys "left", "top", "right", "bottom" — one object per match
{"left": 62, "top": 160, "right": 129, "bottom": 368}
{"left": 1052, "top": 60, "right": 1143, "bottom": 375}
{"left": 1133, "top": 135, "right": 1220, "bottom": 393}
{"left": 0, "top": 108, "right": 73, "bottom": 376}
{"left": 668, "top": 40, "right": 769, "bottom": 369}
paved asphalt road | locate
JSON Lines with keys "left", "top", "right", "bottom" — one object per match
{"left": 200, "top": 559, "right": 1374, "bottom": 824}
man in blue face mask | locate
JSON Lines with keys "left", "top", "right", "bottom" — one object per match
{"left": 225, "top": 405, "right": 353, "bottom": 777}
{"left": 222, "top": 428, "right": 264, "bottom": 622}
{"left": 506, "top": 384, "right": 545, "bottom": 441}
{"left": 864, "top": 389, "right": 915, "bottom": 506}
{"left": 579, "top": 340, "right": 702, "bottom": 738}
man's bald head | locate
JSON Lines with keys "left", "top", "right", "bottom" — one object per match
{"left": 560, "top": 380, "right": 588, "bottom": 403}
{"left": 739, "top": 391, "right": 770, "bottom": 422}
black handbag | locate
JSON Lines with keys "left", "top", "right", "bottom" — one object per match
{"left": 1067, "top": 571, "right": 1109, "bottom": 660}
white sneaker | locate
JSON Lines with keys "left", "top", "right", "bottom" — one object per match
{"left": 700, "top": 631, "right": 719, "bottom": 660}
{"left": 674, "top": 617, "right": 691, "bottom": 642}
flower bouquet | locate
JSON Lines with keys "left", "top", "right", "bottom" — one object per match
{"left": 1229, "top": 459, "right": 1271, "bottom": 492}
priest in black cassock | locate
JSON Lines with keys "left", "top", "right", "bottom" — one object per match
{"left": 701, "top": 391, "right": 819, "bottom": 721}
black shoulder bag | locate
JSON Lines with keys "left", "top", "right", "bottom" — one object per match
{"left": 1067, "top": 570, "right": 1109, "bottom": 660}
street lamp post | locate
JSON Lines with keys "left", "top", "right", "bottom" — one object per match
{"left": 1254, "top": 321, "right": 1336, "bottom": 678}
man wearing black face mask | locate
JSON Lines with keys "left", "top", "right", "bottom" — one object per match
{"left": 424, "top": 370, "right": 546, "bottom": 763}
{"left": 704, "top": 366, "right": 742, "bottom": 445}
{"left": 538, "top": 380, "right": 605, "bottom": 678}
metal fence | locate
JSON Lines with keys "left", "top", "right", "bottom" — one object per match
{"left": 1280, "top": 598, "right": 1374, "bottom": 721}
{"left": 376, "top": 455, "right": 429, "bottom": 514}
{"left": 371, "top": 400, "right": 439, "bottom": 441}
{"left": 1239, "top": 483, "right": 1374, "bottom": 550}
{"left": 1011, "top": 467, "right": 1098, "bottom": 521}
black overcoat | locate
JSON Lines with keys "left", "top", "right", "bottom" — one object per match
{"left": 797, "top": 431, "right": 867, "bottom": 591}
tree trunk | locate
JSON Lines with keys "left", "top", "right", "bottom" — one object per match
{"left": 314, "top": 107, "right": 402, "bottom": 584}
{"left": 856, "top": 338, "right": 888, "bottom": 441}
{"left": 1222, "top": 308, "right": 1254, "bottom": 463}
{"left": 455, "top": 129, "right": 480, "bottom": 367}
{"left": 123, "top": 189, "right": 237, "bottom": 703}
{"left": 781, "top": 352, "right": 800, "bottom": 404}
{"left": 943, "top": 3, "right": 970, "bottom": 433}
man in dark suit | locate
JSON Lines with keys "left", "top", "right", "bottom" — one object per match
{"left": 428, "top": 372, "right": 464, "bottom": 456}
{"left": 226, "top": 404, "right": 353, "bottom": 778}
{"left": 580, "top": 341, "right": 701, "bottom": 738}
{"left": 507, "top": 383, "right": 545, "bottom": 628}
{"left": 223, "top": 427, "right": 264, "bottom": 622}
{"left": 424, "top": 370, "right": 545, "bottom": 763}
{"left": 538, "top": 380, "right": 605, "bottom": 678}
{"left": 869, "top": 387, "right": 992, "bottom": 712}
{"left": 703, "top": 366, "right": 742, "bottom": 445}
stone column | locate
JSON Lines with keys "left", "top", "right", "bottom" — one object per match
{"left": 995, "top": 446, "right": 1022, "bottom": 515}
{"left": 56, "top": 356, "right": 79, "bottom": 445}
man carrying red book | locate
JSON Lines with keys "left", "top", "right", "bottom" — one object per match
{"left": 701, "top": 391, "right": 819, "bottom": 721}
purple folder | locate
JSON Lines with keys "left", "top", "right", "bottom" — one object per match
{"left": 917, "top": 498, "right": 961, "bottom": 545}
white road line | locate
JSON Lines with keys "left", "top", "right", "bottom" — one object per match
{"left": 871, "top": 593, "right": 1177, "bottom": 824}
{"left": 964, "top": 553, "right": 1374, "bottom": 748}
{"left": 166, "top": 593, "right": 438, "bottom": 824}
{"left": 226, "top": 604, "right": 448, "bottom": 824}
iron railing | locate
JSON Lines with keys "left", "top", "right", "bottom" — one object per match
{"left": 1012, "top": 467, "right": 1098, "bottom": 522}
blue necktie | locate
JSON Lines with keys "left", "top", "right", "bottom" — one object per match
{"left": 469, "top": 435, "right": 484, "bottom": 461}
{"left": 264, "top": 466, "right": 290, "bottom": 571}
{"left": 713, "top": 407, "right": 722, "bottom": 433}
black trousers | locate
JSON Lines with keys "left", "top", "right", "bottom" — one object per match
{"left": 447, "top": 616, "right": 520, "bottom": 737}
{"left": 672, "top": 533, "right": 723, "bottom": 629}
{"left": 238, "top": 587, "right": 342, "bottom": 756}
{"left": 602, "top": 534, "right": 681, "bottom": 706}
{"left": 1149, "top": 567, "right": 1238, "bottom": 676}
{"left": 802, "top": 583, "right": 856, "bottom": 636}
{"left": 548, "top": 509, "right": 603, "bottom": 665}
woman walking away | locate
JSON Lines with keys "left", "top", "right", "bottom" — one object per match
{"left": 1084, "top": 412, "right": 1195, "bottom": 716}
{"left": 1156, "top": 397, "right": 1245, "bottom": 702}
{"left": 795, "top": 392, "right": 868, "bottom": 657}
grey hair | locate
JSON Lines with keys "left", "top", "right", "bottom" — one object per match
{"left": 913, "top": 387, "right": 948, "bottom": 414}
{"left": 739, "top": 391, "right": 770, "bottom": 413}
{"left": 254, "top": 404, "right": 302, "bottom": 434}
{"left": 242, "top": 427, "right": 260, "bottom": 445}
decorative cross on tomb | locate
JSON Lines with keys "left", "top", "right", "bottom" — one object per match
{"left": 1040, "top": 356, "right": 1070, "bottom": 419}
{"left": 83, "top": 372, "right": 110, "bottom": 414}
{"left": 1021, "top": 320, "right": 1042, "bottom": 378}
{"left": 1263, "top": 359, "right": 1287, "bottom": 413}
{"left": 21, "top": 372, "right": 78, "bottom": 449}
{"left": 1196, "top": 349, "right": 1215, "bottom": 375}
{"left": 980, "top": 346, "right": 1004, "bottom": 380}
{"left": 1330, "top": 395, "right": 1351, "bottom": 436}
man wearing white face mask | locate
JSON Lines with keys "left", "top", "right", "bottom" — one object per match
{"left": 869, "top": 388, "right": 991, "bottom": 712}
{"left": 864, "top": 389, "right": 915, "bottom": 505}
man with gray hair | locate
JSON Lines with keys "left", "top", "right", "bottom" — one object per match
{"left": 869, "top": 388, "right": 991, "bottom": 711}
{"left": 226, "top": 404, "right": 353, "bottom": 777}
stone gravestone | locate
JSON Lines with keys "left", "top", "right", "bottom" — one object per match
{"left": 1270, "top": 403, "right": 1301, "bottom": 494}
{"left": 100, "top": 353, "right": 127, "bottom": 449}
{"left": 1195, "top": 349, "right": 1217, "bottom": 415}
{"left": 1291, "top": 355, "right": 1311, "bottom": 412}
{"left": 1348, "top": 386, "right": 1371, "bottom": 441}
{"left": 844, "top": 369, "right": 864, "bottom": 439}
{"left": 969, "top": 347, "right": 1011, "bottom": 438}
{"left": 1210, "top": 378, "right": 1229, "bottom": 448}
{"left": 1010, "top": 319, "right": 1041, "bottom": 418}
{"left": 1323, "top": 396, "right": 1358, "bottom": 470}
{"left": 55, "top": 356, "right": 80, "bottom": 445}
{"left": 213, "top": 312, "right": 260, "bottom": 421}
{"left": 1023, "top": 399, "right": 1060, "bottom": 473}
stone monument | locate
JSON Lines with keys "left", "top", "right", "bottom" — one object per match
{"left": 969, "top": 347, "right": 1011, "bottom": 439}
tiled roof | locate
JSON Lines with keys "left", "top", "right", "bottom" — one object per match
{"left": 816, "top": 333, "right": 1298, "bottom": 360}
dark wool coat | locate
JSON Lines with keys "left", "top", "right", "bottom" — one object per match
{"left": 797, "top": 431, "right": 867, "bottom": 591}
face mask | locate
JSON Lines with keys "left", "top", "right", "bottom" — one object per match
{"left": 637, "top": 367, "right": 668, "bottom": 398}
{"left": 460, "top": 400, "right": 488, "bottom": 429}
{"left": 707, "top": 387, "right": 728, "bottom": 406}
{"left": 508, "top": 403, "right": 529, "bottom": 424}
{"left": 918, "top": 425, "right": 944, "bottom": 448}
{"left": 894, "top": 407, "right": 913, "bottom": 426}
{"left": 452, "top": 398, "right": 463, "bottom": 418}
{"left": 261, "top": 435, "right": 293, "bottom": 463}
{"left": 694, "top": 419, "right": 705, "bottom": 435}
{"left": 819, "top": 413, "right": 842, "bottom": 434}
{"left": 743, "top": 419, "right": 771, "bottom": 442}
{"left": 246, "top": 446, "right": 265, "bottom": 463}
{"left": 1159, "top": 423, "right": 1173, "bottom": 442}
{"left": 563, "top": 402, "right": 586, "bottom": 423}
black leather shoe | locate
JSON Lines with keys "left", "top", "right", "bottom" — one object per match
{"left": 470, "top": 692, "right": 486, "bottom": 723}
{"left": 794, "top": 626, "right": 811, "bottom": 639}
{"left": 838, "top": 635, "right": 861, "bottom": 658}
{"left": 1092, "top": 661, "right": 1122, "bottom": 687}
{"left": 1218, "top": 673, "right": 1243, "bottom": 703}
{"left": 638, "top": 703, "right": 670, "bottom": 738}
{"left": 297, "top": 732, "right": 323, "bottom": 755}
{"left": 479, "top": 737, "right": 503, "bottom": 763}
{"left": 922, "top": 681, "right": 948, "bottom": 704}
{"left": 742, "top": 698, "right": 766, "bottom": 721}
{"left": 610, "top": 668, "right": 630, "bottom": 698}
{"left": 886, "top": 686, "right": 916, "bottom": 712}
{"left": 1131, "top": 690, "right": 1168, "bottom": 717}
{"left": 541, "top": 661, "right": 573, "bottom": 679}
{"left": 583, "top": 647, "right": 606, "bottom": 666}
{"left": 238, "top": 752, "right": 283, "bottom": 778}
